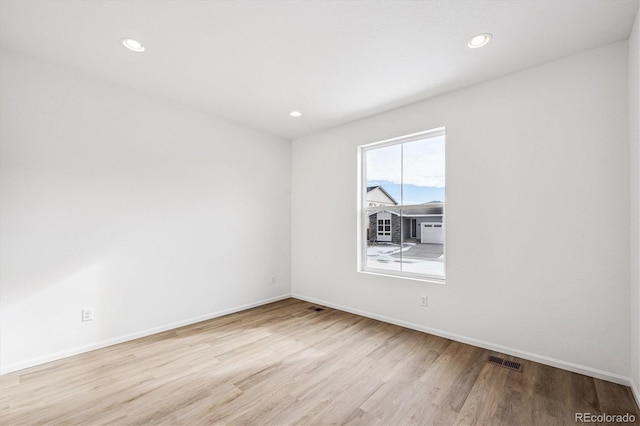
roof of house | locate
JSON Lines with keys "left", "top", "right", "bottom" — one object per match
{"left": 367, "top": 202, "right": 444, "bottom": 217}
{"left": 366, "top": 186, "right": 398, "bottom": 205}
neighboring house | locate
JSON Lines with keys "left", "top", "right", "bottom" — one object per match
{"left": 368, "top": 201, "right": 444, "bottom": 245}
{"left": 366, "top": 186, "right": 397, "bottom": 207}
{"left": 365, "top": 186, "right": 397, "bottom": 242}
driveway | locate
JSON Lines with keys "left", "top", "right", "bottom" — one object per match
{"left": 391, "top": 243, "right": 443, "bottom": 261}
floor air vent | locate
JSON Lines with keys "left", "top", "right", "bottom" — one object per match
{"left": 488, "top": 355, "right": 523, "bottom": 372}
{"left": 308, "top": 306, "right": 325, "bottom": 312}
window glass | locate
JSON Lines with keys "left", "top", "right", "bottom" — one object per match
{"left": 361, "top": 129, "right": 445, "bottom": 281}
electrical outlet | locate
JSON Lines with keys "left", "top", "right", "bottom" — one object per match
{"left": 421, "top": 296, "right": 428, "bottom": 307}
{"left": 82, "top": 308, "right": 94, "bottom": 322}
{"left": 270, "top": 275, "right": 276, "bottom": 284}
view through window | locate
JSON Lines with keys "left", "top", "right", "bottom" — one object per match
{"left": 361, "top": 129, "right": 445, "bottom": 281}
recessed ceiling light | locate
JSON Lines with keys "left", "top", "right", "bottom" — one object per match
{"left": 289, "top": 111, "right": 302, "bottom": 118}
{"left": 121, "top": 38, "right": 145, "bottom": 53}
{"left": 467, "top": 33, "right": 492, "bottom": 49}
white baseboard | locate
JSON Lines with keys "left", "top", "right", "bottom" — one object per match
{"left": 0, "top": 294, "right": 291, "bottom": 375}
{"left": 291, "top": 293, "right": 633, "bottom": 387}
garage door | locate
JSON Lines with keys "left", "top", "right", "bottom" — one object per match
{"left": 420, "top": 223, "right": 444, "bottom": 244}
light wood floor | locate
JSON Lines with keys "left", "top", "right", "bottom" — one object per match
{"left": 1, "top": 298, "right": 638, "bottom": 425}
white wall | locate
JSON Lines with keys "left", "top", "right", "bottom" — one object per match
{"left": 629, "top": 11, "right": 640, "bottom": 400}
{"left": 292, "top": 42, "right": 630, "bottom": 381}
{"left": 0, "top": 50, "right": 291, "bottom": 372}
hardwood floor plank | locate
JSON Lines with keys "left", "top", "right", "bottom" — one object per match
{"left": 594, "top": 379, "right": 640, "bottom": 421}
{"left": 1, "top": 298, "right": 637, "bottom": 425}
{"left": 454, "top": 363, "right": 510, "bottom": 425}
{"left": 568, "top": 372, "right": 600, "bottom": 414}
{"left": 437, "top": 346, "right": 488, "bottom": 413}
{"left": 341, "top": 407, "right": 383, "bottom": 426}
{"left": 492, "top": 388, "right": 533, "bottom": 426}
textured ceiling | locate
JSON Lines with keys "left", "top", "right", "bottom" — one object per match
{"left": 1, "top": 0, "right": 638, "bottom": 140}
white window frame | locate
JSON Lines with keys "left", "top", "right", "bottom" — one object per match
{"left": 357, "top": 127, "right": 446, "bottom": 284}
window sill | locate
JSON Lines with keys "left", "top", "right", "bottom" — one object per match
{"left": 359, "top": 268, "right": 446, "bottom": 285}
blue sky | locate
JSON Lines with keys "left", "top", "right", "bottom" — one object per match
{"left": 366, "top": 135, "right": 445, "bottom": 205}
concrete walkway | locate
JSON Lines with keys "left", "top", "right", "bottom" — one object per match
{"left": 392, "top": 242, "right": 443, "bottom": 260}
{"left": 369, "top": 241, "right": 443, "bottom": 260}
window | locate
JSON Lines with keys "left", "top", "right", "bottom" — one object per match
{"left": 359, "top": 128, "right": 445, "bottom": 282}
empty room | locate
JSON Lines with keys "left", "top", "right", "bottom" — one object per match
{"left": 1, "top": 0, "right": 639, "bottom": 424}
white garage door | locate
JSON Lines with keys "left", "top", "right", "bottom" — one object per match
{"left": 420, "top": 223, "right": 444, "bottom": 244}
